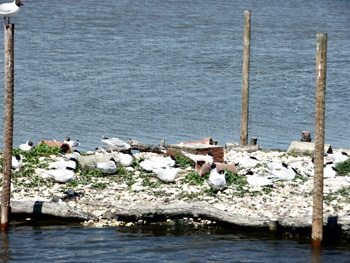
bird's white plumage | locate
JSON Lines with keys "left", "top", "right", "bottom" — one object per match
{"left": 155, "top": 167, "right": 180, "bottom": 183}
{"left": 19, "top": 140, "right": 34, "bottom": 151}
{"left": 11, "top": 155, "right": 23, "bottom": 170}
{"left": 182, "top": 151, "right": 214, "bottom": 164}
{"left": 207, "top": 163, "right": 226, "bottom": 190}
{"left": 38, "top": 167, "right": 75, "bottom": 183}
{"left": 246, "top": 172, "right": 274, "bottom": 187}
{"left": 102, "top": 136, "right": 130, "bottom": 151}
{"left": 93, "top": 158, "right": 117, "bottom": 174}
{"left": 117, "top": 153, "right": 133, "bottom": 166}
{"left": 139, "top": 156, "right": 175, "bottom": 172}
{"left": 0, "top": 1, "right": 23, "bottom": 17}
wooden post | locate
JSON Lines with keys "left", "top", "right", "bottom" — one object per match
{"left": 240, "top": 10, "right": 251, "bottom": 146}
{"left": 312, "top": 33, "right": 327, "bottom": 248}
{"left": 1, "top": 24, "right": 15, "bottom": 231}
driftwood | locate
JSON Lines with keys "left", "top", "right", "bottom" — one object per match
{"left": 128, "top": 139, "right": 166, "bottom": 154}
{"left": 8, "top": 201, "right": 96, "bottom": 221}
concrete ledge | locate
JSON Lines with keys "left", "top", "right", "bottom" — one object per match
{"left": 287, "top": 141, "right": 332, "bottom": 156}
{"left": 166, "top": 144, "right": 224, "bottom": 163}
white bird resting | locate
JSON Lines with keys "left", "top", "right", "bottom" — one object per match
{"left": 37, "top": 167, "right": 75, "bottom": 183}
{"left": 155, "top": 167, "right": 181, "bottom": 183}
{"left": 101, "top": 135, "right": 131, "bottom": 151}
{"left": 235, "top": 156, "right": 259, "bottom": 168}
{"left": 47, "top": 158, "right": 78, "bottom": 170}
{"left": 245, "top": 171, "right": 274, "bottom": 187}
{"left": 91, "top": 157, "right": 117, "bottom": 174}
{"left": 268, "top": 162, "right": 297, "bottom": 181}
{"left": 182, "top": 151, "right": 215, "bottom": 164}
{"left": 19, "top": 140, "right": 34, "bottom": 151}
{"left": 139, "top": 156, "right": 176, "bottom": 172}
{"left": 11, "top": 154, "right": 23, "bottom": 171}
{"left": 117, "top": 152, "right": 133, "bottom": 167}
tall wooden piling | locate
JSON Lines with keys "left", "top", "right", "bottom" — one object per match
{"left": 1, "top": 24, "right": 15, "bottom": 231}
{"left": 312, "top": 33, "right": 327, "bottom": 248}
{"left": 240, "top": 10, "right": 251, "bottom": 146}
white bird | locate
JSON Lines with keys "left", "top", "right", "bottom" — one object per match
{"left": 63, "top": 151, "right": 81, "bottom": 160}
{"left": 117, "top": 152, "right": 133, "bottom": 167}
{"left": 139, "top": 156, "right": 176, "bottom": 172}
{"left": 19, "top": 140, "right": 34, "bottom": 151}
{"left": 235, "top": 156, "right": 259, "bottom": 168}
{"left": 92, "top": 158, "right": 117, "bottom": 174}
{"left": 0, "top": 0, "right": 23, "bottom": 28}
{"left": 39, "top": 167, "right": 75, "bottom": 183}
{"left": 102, "top": 135, "right": 131, "bottom": 151}
{"left": 269, "top": 163, "right": 296, "bottom": 181}
{"left": 48, "top": 158, "right": 78, "bottom": 170}
{"left": 206, "top": 163, "right": 227, "bottom": 191}
{"left": 155, "top": 167, "right": 181, "bottom": 183}
{"left": 246, "top": 171, "right": 274, "bottom": 187}
{"left": 327, "top": 152, "right": 349, "bottom": 164}
{"left": 11, "top": 154, "right": 23, "bottom": 171}
{"left": 266, "top": 159, "right": 284, "bottom": 171}
{"left": 182, "top": 151, "right": 215, "bottom": 164}
{"left": 324, "top": 162, "right": 337, "bottom": 178}
{"left": 64, "top": 137, "right": 80, "bottom": 152}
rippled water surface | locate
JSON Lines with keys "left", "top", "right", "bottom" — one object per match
{"left": 0, "top": 0, "right": 349, "bottom": 151}
{"left": 1, "top": 223, "right": 350, "bottom": 263}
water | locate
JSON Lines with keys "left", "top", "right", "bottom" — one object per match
{"left": 0, "top": 0, "right": 349, "bottom": 152}
{"left": 1, "top": 223, "right": 350, "bottom": 263}
{"left": 0, "top": 0, "right": 350, "bottom": 261}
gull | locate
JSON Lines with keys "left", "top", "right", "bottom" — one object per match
{"left": 117, "top": 152, "right": 133, "bottom": 167}
{"left": 102, "top": 135, "right": 131, "bottom": 151}
{"left": 91, "top": 158, "right": 117, "bottom": 174}
{"left": 48, "top": 158, "right": 78, "bottom": 170}
{"left": 139, "top": 156, "right": 176, "bottom": 172}
{"left": 11, "top": 154, "right": 23, "bottom": 171}
{"left": 19, "top": 140, "right": 34, "bottom": 151}
{"left": 206, "top": 163, "right": 227, "bottom": 191}
{"left": 182, "top": 151, "right": 215, "bottom": 164}
{"left": 0, "top": 0, "right": 23, "bottom": 28}
{"left": 38, "top": 167, "right": 75, "bottom": 183}
{"left": 155, "top": 167, "right": 181, "bottom": 183}
{"left": 64, "top": 137, "right": 80, "bottom": 152}
{"left": 246, "top": 171, "right": 274, "bottom": 187}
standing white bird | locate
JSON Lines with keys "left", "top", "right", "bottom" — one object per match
{"left": 0, "top": 0, "right": 23, "bottom": 28}
{"left": 155, "top": 167, "right": 181, "bottom": 183}
{"left": 206, "top": 163, "right": 227, "bottom": 191}
{"left": 92, "top": 158, "right": 117, "bottom": 174}
{"left": 101, "top": 135, "right": 131, "bottom": 151}
{"left": 11, "top": 154, "right": 23, "bottom": 171}
{"left": 182, "top": 151, "right": 215, "bottom": 164}
{"left": 64, "top": 137, "right": 80, "bottom": 152}
{"left": 19, "top": 140, "right": 34, "bottom": 151}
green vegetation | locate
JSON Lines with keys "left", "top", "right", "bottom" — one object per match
{"left": 336, "top": 159, "right": 350, "bottom": 176}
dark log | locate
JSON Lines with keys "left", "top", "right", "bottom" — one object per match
{"left": 128, "top": 139, "right": 166, "bottom": 154}
{"left": 9, "top": 201, "right": 96, "bottom": 221}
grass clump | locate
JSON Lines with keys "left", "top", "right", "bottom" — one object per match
{"left": 335, "top": 159, "right": 350, "bottom": 176}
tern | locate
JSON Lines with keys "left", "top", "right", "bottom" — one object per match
{"left": 327, "top": 152, "right": 349, "bottom": 164}
{"left": 38, "top": 167, "right": 75, "bottom": 183}
{"left": 117, "top": 152, "right": 133, "bottom": 167}
{"left": 182, "top": 151, "right": 215, "bottom": 164}
{"left": 235, "top": 156, "right": 259, "bottom": 168}
{"left": 0, "top": 0, "right": 23, "bottom": 28}
{"left": 11, "top": 154, "right": 23, "bottom": 171}
{"left": 155, "top": 167, "right": 181, "bottom": 183}
{"left": 48, "top": 158, "right": 78, "bottom": 170}
{"left": 269, "top": 163, "right": 297, "bottom": 181}
{"left": 139, "top": 156, "right": 176, "bottom": 172}
{"left": 206, "top": 163, "right": 227, "bottom": 191}
{"left": 19, "top": 140, "right": 34, "bottom": 151}
{"left": 102, "top": 135, "right": 131, "bottom": 151}
{"left": 246, "top": 171, "right": 274, "bottom": 187}
{"left": 92, "top": 158, "right": 117, "bottom": 174}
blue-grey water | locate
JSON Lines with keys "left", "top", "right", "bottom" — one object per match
{"left": 0, "top": 0, "right": 350, "bottom": 261}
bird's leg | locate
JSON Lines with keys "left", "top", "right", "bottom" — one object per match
{"left": 4, "top": 17, "right": 9, "bottom": 29}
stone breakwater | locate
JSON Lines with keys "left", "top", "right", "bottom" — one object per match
{"left": 3, "top": 147, "right": 350, "bottom": 231}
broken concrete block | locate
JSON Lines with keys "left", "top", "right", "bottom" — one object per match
{"left": 287, "top": 141, "right": 332, "bottom": 156}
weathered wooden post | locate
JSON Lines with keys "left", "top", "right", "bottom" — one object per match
{"left": 240, "top": 10, "right": 251, "bottom": 146}
{"left": 312, "top": 33, "right": 327, "bottom": 248}
{"left": 1, "top": 24, "right": 15, "bottom": 231}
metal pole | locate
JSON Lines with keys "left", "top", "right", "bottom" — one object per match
{"left": 240, "top": 10, "right": 251, "bottom": 146}
{"left": 1, "top": 24, "right": 15, "bottom": 231}
{"left": 312, "top": 33, "right": 327, "bottom": 248}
